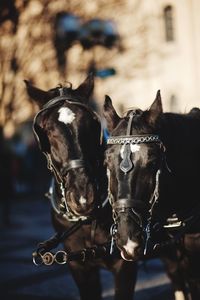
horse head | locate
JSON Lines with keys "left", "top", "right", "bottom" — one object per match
{"left": 103, "top": 91, "right": 165, "bottom": 261}
{"left": 25, "top": 75, "right": 103, "bottom": 218}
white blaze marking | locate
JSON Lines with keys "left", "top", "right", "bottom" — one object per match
{"left": 123, "top": 238, "right": 138, "bottom": 255}
{"left": 58, "top": 107, "right": 75, "bottom": 124}
{"left": 174, "top": 291, "right": 186, "bottom": 300}
{"left": 120, "top": 144, "right": 141, "bottom": 159}
{"left": 79, "top": 196, "right": 87, "bottom": 205}
{"left": 130, "top": 144, "right": 140, "bottom": 153}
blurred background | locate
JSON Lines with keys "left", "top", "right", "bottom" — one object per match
{"left": 0, "top": 0, "right": 200, "bottom": 299}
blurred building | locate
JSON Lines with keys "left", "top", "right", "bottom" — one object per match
{"left": 116, "top": 0, "right": 200, "bottom": 113}
{"left": 0, "top": 0, "right": 200, "bottom": 137}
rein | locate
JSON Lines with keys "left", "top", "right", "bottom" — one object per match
{"left": 33, "top": 241, "right": 114, "bottom": 266}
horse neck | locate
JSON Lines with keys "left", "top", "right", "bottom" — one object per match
{"left": 157, "top": 113, "right": 200, "bottom": 213}
{"left": 159, "top": 112, "right": 200, "bottom": 172}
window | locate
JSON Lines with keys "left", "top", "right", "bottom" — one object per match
{"left": 164, "top": 5, "right": 174, "bottom": 42}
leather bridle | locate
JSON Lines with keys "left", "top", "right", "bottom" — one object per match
{"left": 33, "top": 88, "right": 101, "bottom": 221}
{"left": 107, "top": 111, "right": 200, "bottom": 256}
{"left": 106, "top": 111, "right": 165, "bottom": 253}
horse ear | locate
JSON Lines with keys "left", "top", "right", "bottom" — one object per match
{"left": 24, "top": 80, "right": 54, "bottom": 108}
{"left": 75, "top": 74, "right": 94, "bottom": 101}
{"left": 103, "top": 95, "right": 121, "bottom": 132}
{"left": 144, "top": 90, "right": 163, "bottom": 126}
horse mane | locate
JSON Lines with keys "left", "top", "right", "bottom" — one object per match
{"left": 122, "top": 107, "right": 143, "bottom": 117}
{"left": 47, "top": 81, "right": 90, "bottom": 104}
{"left": 124, "top": 106, "right": 200, "bottom": 152}
{"left": 121, "top": 106, "right": 200, "bottom": 142}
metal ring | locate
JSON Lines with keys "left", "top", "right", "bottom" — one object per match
{"left": 110, "top": 223, "right": 118, "bottom": 237}
{"left": 91, "top": 248, "right": 96, "bottom": 258}
{"left": 81, "top": 250, "right": 86, "bottom": 262}
{"left": 54, "top": 250, "right": 68, "bottom": 264}
{"left": 32, "top": 252, "right": 43, "bottom": 266}
{"left": 42, "top": 252, "right": 55, "bottom": 265}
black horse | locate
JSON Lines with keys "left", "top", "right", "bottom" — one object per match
{"left": 25, "top": 76, "right": 137, "bottom": 300}
{"left": 103, "top": 91, "right": 200, "bottom": 299}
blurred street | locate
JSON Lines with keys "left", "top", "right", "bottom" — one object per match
{"left": 0, "top": 195, "right": 174, "bottom": 300}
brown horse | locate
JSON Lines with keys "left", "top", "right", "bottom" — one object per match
{"left": 25, "top": 75, "right": 137, "bottom": 300}
{"left": 103, "top": 91, "right": 200, "bottom": 300}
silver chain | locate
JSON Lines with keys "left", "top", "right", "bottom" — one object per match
{"left": 107, "top": 135, "right": 160, "bottom": 145}
{"left": 149, "top": 169, "right": 161, "bottom": 216}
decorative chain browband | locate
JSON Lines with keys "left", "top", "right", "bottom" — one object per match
{"left": 107, "top": 135, "right": 161, "bottom": 145}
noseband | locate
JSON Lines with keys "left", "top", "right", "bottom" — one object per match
{"left": 107, "top": 111, "right": 164, "bottom": 253}
{"left": 33, "top": 89, "right": 100, "bottom": 221}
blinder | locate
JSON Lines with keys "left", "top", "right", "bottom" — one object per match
{"left": 33, "top": 90, "right": 100, "bottom": 153}
{"left": 33, "top": 95, "right": 68, "bottom": 152}
{"left": 33, "top": 119, "right": 50, "bottom": 152}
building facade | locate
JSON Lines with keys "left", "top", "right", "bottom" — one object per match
{"left": 1, "top": 0, "right": 200, "bottom": 136}
{"left": 99, "top": 0, "right": 200, "bottom": 113}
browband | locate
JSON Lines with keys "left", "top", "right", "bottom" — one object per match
{"left": 107, "top": 135, "right": 161, "bottom": 145}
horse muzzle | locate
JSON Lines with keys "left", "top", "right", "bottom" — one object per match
{"left": 119, "top": 240, "right": 141, "bottom": 261}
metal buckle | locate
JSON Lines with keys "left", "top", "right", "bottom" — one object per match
{"left": 164, "top": 216, "right": 182, "bottom": 228}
